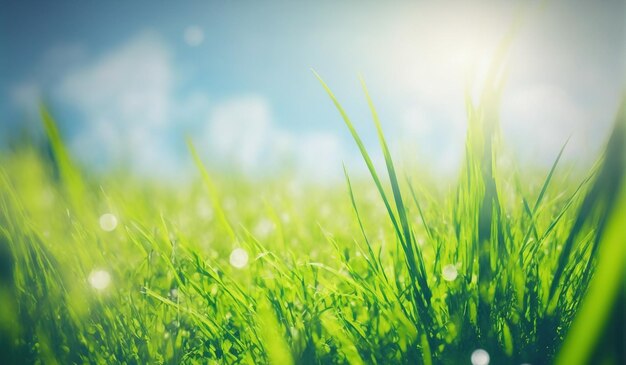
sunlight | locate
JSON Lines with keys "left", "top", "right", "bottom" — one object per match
{"left": 387, "top": 6, "right": 502, "bottom": 104}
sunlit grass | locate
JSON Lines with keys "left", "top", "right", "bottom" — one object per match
{"left": 0, "top": 72, "right": 624, "bottom": 364}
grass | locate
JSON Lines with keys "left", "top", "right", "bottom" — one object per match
{"left": 0, "top": 69, "right": 624, "bottom": 364}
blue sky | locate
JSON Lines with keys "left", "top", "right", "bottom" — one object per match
{"left": 1, "top": 0, "right": 624, "bottom": 181}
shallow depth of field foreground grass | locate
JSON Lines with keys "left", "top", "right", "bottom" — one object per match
{"left": 0, "top": 67, "right": 625, "bottom": 364}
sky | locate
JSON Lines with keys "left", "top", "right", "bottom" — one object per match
{"left": 1, "top": 0, "right": 624, "bottom": 182}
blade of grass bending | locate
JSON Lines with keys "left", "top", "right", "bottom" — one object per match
{"left": 520, "top": 195, "right": 540, "bottom": 242}
{"left": 518, "top": 139, "right": 569, "bottom": 260}
{"left": 406, "top": 176, "right": 434, "bottom": 241}
{"left": 532, "top": 138, "right": 570, "bottom": 213}
{"left": 360, "top": 76, "right": 431, "bottom": 305}
{"left": 40, "top": 105, "right": 86, "bottom": 208}
{"left": 314, "top": 71, "right": 431, "bottom": 330}
{"left": 359, "top": 77, "right": 433, "bottom": 362}
{"left": 186, "top": 138, "right": 237, "bottom": 242}
{"left": 523, "top": 164, "right": 598, "bottom": 264}
{"left": 313, "top": 70, "right": 404, "bottom": 246}
{"left": 315, "top": 71, "right": 432, "bottom": 358}
{"left": 343, "top": 164, "right": 385, "bottom": 278}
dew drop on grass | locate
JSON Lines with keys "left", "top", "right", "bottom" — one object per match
{"left": 88, "top": 269, "right": 111, "bottom": 290}
{"left": 99, "top": 213, "right": 118, "bottom": 232}
{"left": 229, "top": 248, "right": 249, "bottom": 269}
{"left": 442, "top": 264, "right": 458, "bottom": 282}
{"left": 471, "top": 349, "right": 490, "bottom": 365}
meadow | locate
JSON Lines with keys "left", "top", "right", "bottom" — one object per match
{"left": 0, "top": 65, "right": 624, "bottom": 364}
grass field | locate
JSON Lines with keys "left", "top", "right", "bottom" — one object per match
{"left": 0, "top": 67, "right": 625, "bottom": 364}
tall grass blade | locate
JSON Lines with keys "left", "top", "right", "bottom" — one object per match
{"left": 555, "top": 96, "right": 626, "bottom": 364}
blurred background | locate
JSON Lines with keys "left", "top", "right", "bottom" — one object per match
{"left": 1, "top": 0, "right": 624, "bottom": 182}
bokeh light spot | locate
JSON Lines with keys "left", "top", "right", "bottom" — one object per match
{"left": 99, "top": 213, "right": 118, "bottom": 232}
{"left": 229, "top": 248, "right": 249, "bottom": 269}
{"left": 442, "top": 264, "right": 458, "bottom": 282}
{"left": 88, "top": 269, "right": 111, "bottom": 290}
{"left": 471, "top": 349, "right": 490, "bottom": 365}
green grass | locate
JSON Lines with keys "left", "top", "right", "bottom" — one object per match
{"left": 0, "top": 72, "right": 624, "bottom": 364}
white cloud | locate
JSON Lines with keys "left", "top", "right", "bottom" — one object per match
{"left": 9, "top": 43, "right": 86, "bottom": 114}
{"left": 203, "top": 97, "right": 280, "bottom": 171}
{"left": 58, "top": 32, "right": 172, "bottom": 128}
{"left": 207, "top": 96, "right": 274, "bottom": 170}
{"left": 50, "top": 32, "right": 196, "bottom": 179}
{"left": 295, "top": 132, "right": 343, "bottom": 181}
{"left": 200, "top": 95, "right": 346, "bottom": 180}
{"left": 41, "top": 32, "right": 348, "bottom": 181}
{"left": 172, "top": 91, "right": 211, "bottom": 124}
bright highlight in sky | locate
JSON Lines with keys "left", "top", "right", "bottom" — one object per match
{"left": 229, "top": 248, "right": 249, "bottom": 269}
{"left": 88, "top": 269, "right": 111, "bottom": 290}
{"left": 99, "top": 213, "right": 118, "bottom": 232}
